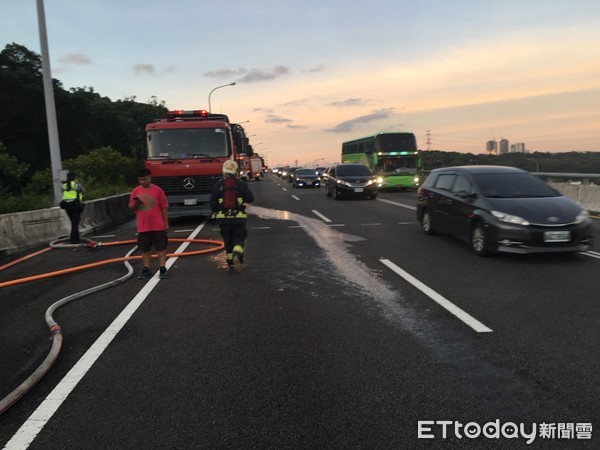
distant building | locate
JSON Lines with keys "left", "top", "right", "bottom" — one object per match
{"left": 510, "top": 142, "right": 526, "bottom": 153}
{"left": 486, "top": 140, "right": 497, "bottom": 155}
{"left": 499, "top": 138, "right": 509, "bottom": 155}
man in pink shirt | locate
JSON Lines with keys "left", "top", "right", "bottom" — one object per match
{"left": 129, "top": 168, "right": 169, "bottom": 279}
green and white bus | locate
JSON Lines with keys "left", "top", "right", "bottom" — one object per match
{"left": 341, "top": 132, "right": 422, "bottom": 190}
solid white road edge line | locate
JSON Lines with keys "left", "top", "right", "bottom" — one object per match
{"left": 379, "top": 258, "right": 493, "bottom": 333}
{"left": 4, "top": 220, "right": 208, "bottom": 449}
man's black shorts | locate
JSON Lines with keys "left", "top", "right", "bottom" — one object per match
{"left": 137, "top": 230, "right": 168, "bottom": 252}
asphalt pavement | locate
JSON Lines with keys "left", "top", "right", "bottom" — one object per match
{"left": 1, "top": 175, "right": 598, "bottom": 449}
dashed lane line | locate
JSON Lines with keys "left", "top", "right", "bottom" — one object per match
{"left": 312, "top": 209, "right": 332, "bottom": 223}
{"left": 584, "top": 251, "right": 600, "bottom": 259}
{"left": 379, "top": 258, "right": 493, "bottom": 333}
{"left": 376, "top": 198, "right": 417, "bottom": 210}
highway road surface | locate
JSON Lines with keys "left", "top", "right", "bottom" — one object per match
{"left": 1, "top": 174, "right": 599, "bottom": 448}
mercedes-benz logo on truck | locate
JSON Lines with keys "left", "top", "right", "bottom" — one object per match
{"left": 183, "top": 178, "right": 195, "bottom": 189}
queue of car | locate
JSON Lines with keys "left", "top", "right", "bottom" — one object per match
{"left": 270, "top": 163, "right": 594, "bottom": 257}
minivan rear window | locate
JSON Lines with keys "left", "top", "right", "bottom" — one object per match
{"left": 336, "top": 165, "right": 371, "bottom": 176}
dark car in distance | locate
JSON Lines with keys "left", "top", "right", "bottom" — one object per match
{"left": 292, "top": 168, "right": 321, "bottom": 188}
{"left": 283, "top": 167, "right": 299, "bottom": 182}
{"left": 322, "top": 163, "right": 379, "bottom": 199}
{"left": 416, "top": 165, "right": 593, "bottom": 256}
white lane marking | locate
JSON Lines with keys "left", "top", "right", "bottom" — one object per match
{"left": 282, "top": 188, "right": 288, "bottom": 192}
{"left": 251, "top": 226, "right": 271, "bottom": 230}
{"left": 312, "top": 210, "right": 332, "bottom": 223}
{"left": 292, "top": 195, "right": 300, "bottom": 201}
{"left": 327, "top": 224, "right": 345, "bottom": 227}
{"left": 398, "top": 222, "right": 417, "bottom": 225}
{"left": 4, "top": 221, "right": 209, "bottom": 449}
{"left": 377, "top": 198, "right": 416, "bottom": 211}
{"left": 379, "top": 258, "right": 493, "bottom": 333}
{"left": 174, "top": 229, "right": 195, "bottom": 233}
{"left": 361, "top": 223, "right": 381, "bottom": 226}
{"left": 583, "top": 251, "right": 600, "bottom": 259}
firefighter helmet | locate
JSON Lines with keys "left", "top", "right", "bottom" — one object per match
{"left": 222, "top": 159, "right": 238, "bottom": 175}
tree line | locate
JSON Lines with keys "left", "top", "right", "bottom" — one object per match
{"left": 0, "top": 43, "right": 167, "bottom": 213}
{"left": 421, "top": 150, "right": 600, "bottom": 174}
{"left": 2, "top": 42, "right": 600, "bottom": 213}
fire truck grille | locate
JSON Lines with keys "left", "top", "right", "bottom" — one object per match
{"left": 152, "top": 175, "right": 221, "bottom": 194}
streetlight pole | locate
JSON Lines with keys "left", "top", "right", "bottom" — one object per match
{"left": 208, "top": 82, "right": 236, "bottom": 113}
{"left": 262, "top": 150, "right": 272, "bottom": 169}
{"left": 308, "top": 158, "right": 325, "bottom": 168}
{"left": 37, "top": 0, "right": 64, "bottom": 205}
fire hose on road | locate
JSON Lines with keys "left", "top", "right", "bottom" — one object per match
{"left": 0, "top": 236, "right": 224, "bottom": 415}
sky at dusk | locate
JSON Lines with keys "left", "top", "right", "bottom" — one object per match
{"left": 2, "top": 0, "right": 600, "bottom": 167}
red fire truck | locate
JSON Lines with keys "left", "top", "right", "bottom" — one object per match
{"left": 247, "top": 154, "right": 263, "bottom": 181}
{"left": 144, "top": 109, "right": 240, "bottom": 217}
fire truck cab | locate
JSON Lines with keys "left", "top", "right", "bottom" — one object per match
{"left": 144, "top": 109, "right": 236, "bottom": 218}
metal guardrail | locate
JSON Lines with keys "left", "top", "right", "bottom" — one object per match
{"left": 534, "top": 172, "right": 600, "bottom": 185}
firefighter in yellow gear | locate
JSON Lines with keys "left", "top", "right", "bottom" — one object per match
{"left": 210, "top": 160, "right": 254, "bottom": 272}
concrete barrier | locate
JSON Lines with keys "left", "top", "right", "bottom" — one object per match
{"left": 550, "top": 183, "right": 600, "bottom": 214}
{"left": 0, "top": 194, "right": 132, "bottom": 255}
{"left": 1, "top": 184, "right": 598, "bottom": 255}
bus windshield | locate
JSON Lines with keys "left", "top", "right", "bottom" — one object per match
{"left": 147, "top": 128, "right": 229, "bottom": 159}
{"left": 379, "top": 155, "right": 418, "bottom": 173}
{"left": 377, "top": 133, "right": 417, "bottom": 153}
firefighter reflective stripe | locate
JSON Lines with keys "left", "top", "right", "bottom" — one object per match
{"left": 62, "top": 182, "right": 82, "bottom": 201}
{"left": 215, "top": 195, "right": 247, "bottom": 219}
{"left": 233, "top": 244, "right": 244, "bottom": 254}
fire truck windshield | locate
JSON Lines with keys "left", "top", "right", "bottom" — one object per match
{"left": 147, "top": 128, "right": 229, "bottom": 159}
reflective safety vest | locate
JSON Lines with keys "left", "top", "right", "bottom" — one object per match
{"left": 62, "top": 182, "right": 82, "bottom": 202}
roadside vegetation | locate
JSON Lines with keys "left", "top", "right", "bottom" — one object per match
{"left": 2, "top": 42, "right": 600, "bottom": 214}
{"left": 0, "top": 43, "right": 166, "bottom": 213}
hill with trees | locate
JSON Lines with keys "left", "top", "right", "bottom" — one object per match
{"left": 0, "top": 43, "right": 167, "bottom": 213}
{"left": 421, "top": 150, "right": 600, "bottom": 174}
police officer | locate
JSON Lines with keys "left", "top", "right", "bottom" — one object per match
{"left": 210, "top": 160, "right": 254, "bottom": 272}
{"left": 61, "top": 172, "right": 85, "bottom": 244}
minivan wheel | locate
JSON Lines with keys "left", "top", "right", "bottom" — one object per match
{"left": 333, "top": 187, "right": 341, "bottom": 200}
{"left": 421, "top": 211, "right": 435, "bottom": 235}
{"left": 471, "top": 223, "right": 489, "bottom": 256}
